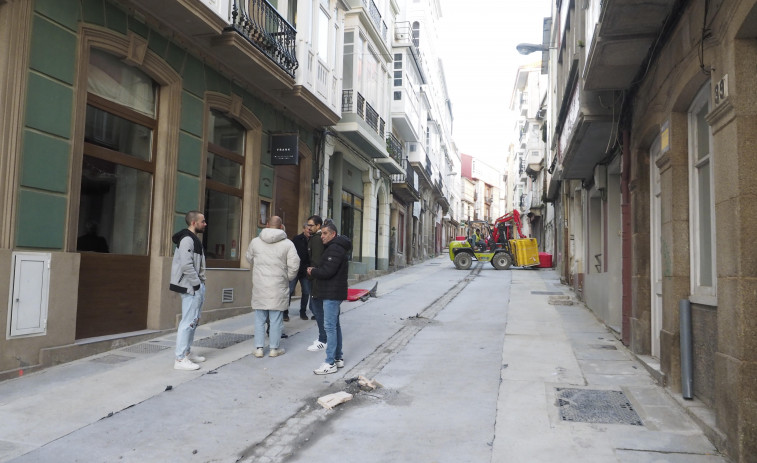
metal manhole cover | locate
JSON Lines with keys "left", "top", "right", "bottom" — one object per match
{"left": 122, "top": 343, "right": 171, "bottom": 354}
{"left": 556, "top": 388, "right": 643, "bottom": 426}
{"left": 531, "top": 291, "right": 564, "bottom": 295}
{"left": 193, "top": 333, "right": 253, "bottom": 349}
{"left": 91, "top": 354, "right": 134, "bottom": 364}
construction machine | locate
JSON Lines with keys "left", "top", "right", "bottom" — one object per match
{"left": 449, "top": 210, "right": 539, "bottom": 270}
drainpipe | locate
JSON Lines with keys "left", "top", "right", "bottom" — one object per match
{"left": 679, "top": 298, "right": 693, "bottom": 399}
{"left": 621, "top": 129, "right": 632, "bottom": 346}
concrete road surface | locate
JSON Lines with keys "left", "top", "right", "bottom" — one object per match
{"left": 0, "top": 256, "right": 726, "bottom": 463}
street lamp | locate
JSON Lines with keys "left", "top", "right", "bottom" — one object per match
{"left": 516, "top": 43, "right": 548, "bottom": 55}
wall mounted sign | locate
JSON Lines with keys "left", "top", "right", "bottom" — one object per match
{"left": 270, "top": 134, "right": 299, "bottom": 165}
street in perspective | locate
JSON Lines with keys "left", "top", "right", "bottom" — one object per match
{"left": 0, "top": 257, "right": 726, "bottom": 463}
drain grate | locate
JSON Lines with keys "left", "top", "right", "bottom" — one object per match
{"left": 556, "top": 388, "right": 643, "bottom": 426}
{"left": 193, "top": 333, "right": 253, "bottom": 349}
{"left": 122, "top": 343, "right": 171, "bottom": 354}
{"left": 531, "top": 291, "right": 564, "bottom": 295}
{"left": 91, "top": 354, "right": 134, "bottom": 364}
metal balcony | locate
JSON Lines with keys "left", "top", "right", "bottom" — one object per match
{"left": 391, "top": 159, "right": 420, "bottom": 203}
{"left": 338, "top": 90, "right": 392, "bottom": 160}
{"left": 228, "top": 0, "right": 298, "bottom": 77}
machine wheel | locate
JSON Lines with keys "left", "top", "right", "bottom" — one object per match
{"left": 492, "top": 252, "right": 513, "bottom": 270}
{"left": 454, "top": 252, "right": 473, "bottom": 270}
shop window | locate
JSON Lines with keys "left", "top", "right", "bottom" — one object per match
{"left": 77, "top": 49, "right": 156, "bottom": 255}
{"left": 204, "top": 110, "right": 245, "bottom": 267}
{"left": 688, "top": 83, "right": 716, "bottom": 305}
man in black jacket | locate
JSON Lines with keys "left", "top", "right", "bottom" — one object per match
{"left": 307, "top": 222, "right": 351, "bottom": 375}
{"left": 306, "top": 215, "right": 328, "bottom": 352}
{"left": 287, "top": 224, "right": 311, "bottom": 321}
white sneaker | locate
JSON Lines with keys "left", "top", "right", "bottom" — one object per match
{"left": 187, "top": 353, "right": 206, "bottom": 363}
{"left": 307, "top": 340, "right": 327, "bottom": 352}
{"left": 334, "top": 358, "right": 344, "bottom": 368}
{"left": 253, "top": 348, "right": 264, "bottom": 358}
{"left": 174, "top": 357, "right": 200, "bottom": 371}
{"left": 269, "top": 348, "right": 286, "bottom": 357}
{"left": 313, "top": 362, "right": 337, "bottom": 375}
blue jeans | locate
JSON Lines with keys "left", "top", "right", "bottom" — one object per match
{"left": 254, "top": 310, "right": 283, "bottom": 349}
{"left": 175, "top": 283, "right": 205, "bottom": 360}
{"left": 322, "top": 299, "right": 343, "bottom": 364}
{"left": 310, "top": 297, "right": 327, "bottom": 343}
{"left": 288, "top": 275, "right": 311, "bottom": 315}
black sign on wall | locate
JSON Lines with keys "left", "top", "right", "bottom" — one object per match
{"left": 270, "top": 134, "right": 299, "bottom": 165}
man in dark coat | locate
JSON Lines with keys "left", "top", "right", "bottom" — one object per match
{"left": 305, "top": 215, "right": 328, "bottom": 352}
{"left": 307, "top": 221, "right": 351, "bottom": 375}
{"left": 287, "top": 224, "right": 311, "bottom": 321}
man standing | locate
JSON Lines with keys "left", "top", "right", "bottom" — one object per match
{"left": 169, "top": 210, "right": 207, "bottom": 371}
{"left": 307, "top": 222, "right": 351, "bottom": 375}
{"left": 246, "top": 216, "right": 299, "bottom": 358}
{"left": 288, "top": 224, "right": 311, "bottom": 321}
{"left": 306, "top": 215, "right": 327, "bottom": 352}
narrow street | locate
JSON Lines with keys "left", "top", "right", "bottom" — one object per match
{"left": 0, "top": 256, "right": 724, "bottom": 463}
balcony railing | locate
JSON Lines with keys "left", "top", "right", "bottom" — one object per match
{"left": 425, "top": 154, "right": 432, "bottom": 178}
{"left": 391, "top": 158, "right": 419, "bottom": 197}
{"left": 386, "top": 133, "right": 403, "bottom": 165}
{"left": 230, "top": 0, "right": 298, "bottom": 77}
{"left": 342, "top": 89, "right": 387, "bottom": 139}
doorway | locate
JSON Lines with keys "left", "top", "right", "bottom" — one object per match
{"left": 274, "top": 162, "right": 300, "bottom": 239}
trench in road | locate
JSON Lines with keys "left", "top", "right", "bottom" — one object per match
{"left": 237, "top": 262, "right": 484, "bottom": 462}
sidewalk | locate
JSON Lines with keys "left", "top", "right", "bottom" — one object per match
{"left": 0, "top": 259, "right": 728, "bottom": 462}
{"left": 491, "top": 268, "right": 727, "bottom": 462}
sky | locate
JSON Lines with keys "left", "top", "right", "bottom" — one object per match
{"left": 437, "top": 0, "right": 552, "bottom": 169}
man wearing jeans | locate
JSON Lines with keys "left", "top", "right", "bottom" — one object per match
{"left": 307, "top": 222, "right": 351, "bottom": 375}
{"left": 306, "top": 215, "right": 327, "bottom": 352}
{"left": 169, "top": 211, "right": 207, "bottom": 371}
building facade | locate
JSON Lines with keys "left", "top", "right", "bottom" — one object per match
{"left": 544, "top": 0, "right": 757, "bottom": 460}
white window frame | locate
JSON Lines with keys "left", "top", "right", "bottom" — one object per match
{"left": 687, "top": 83, "right": 717, "bottom": 306}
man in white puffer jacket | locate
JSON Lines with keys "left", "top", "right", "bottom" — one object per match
{"left": 246, "top": 215, "right": 299, "bottom": 358}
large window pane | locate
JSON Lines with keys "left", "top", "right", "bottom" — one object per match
{"left": 696, "top": 105, "right": 709, "bottom": 161}
{"left": 207, "top": 152, "right": 242, "bottom": 188}
{"left": 85, "top": 105, "right": 152, "bottom": 160}
{"left": 78, "top": 155, "right": 152, "bottom": 255}
{"left": 209, "top": 111, "right": 245, "bottom": 155}
{"left": 204, "top": 189, "right": 242, "bottom": 260}
{"left": 88, "top": 48, "right": 156, "bottom": 117}
{"left": 698, "top": 162, "right": 712, "bottom": 286}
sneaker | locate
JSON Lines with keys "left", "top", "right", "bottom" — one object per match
{"left": 187, "top": 353, "right": 206, "bottom": 363}
{"left": 300, "top": 314, "right": 309, "bottom": 320}
{"left": 335, "top": 358, "right": 344, "bottom": 368}
{"left": 174, "top": 357, "right": 200, "bottom": 371}
{"left": 313, "top": 362, "right": 337, "bottom": 375}
{"left": 253, "top": 348, "right": 264, "bottom": 358}
{"left": 307, "top": 340, "right": 327, "bottom": 352}
{"left": 283, "top": 315, "right": 290, "bottom": 322}
{"left": 310, "top": 316, "right": 316, "bottom": 320}
{"left": 269, "top": 348, "right": 286, "bottom": 357}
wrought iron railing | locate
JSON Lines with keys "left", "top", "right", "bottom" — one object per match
{"left": 342, "top": 89, "right": 353, "bottom": 112}
{"left": 425, "top": 154, "right": 432, "bottom": 178}
{"left": 379, "top": 118, "right": 385, "bottom": 138}
{"left": 386, "top": 133, "right": 403, "bottom": 164}
{"left": 391, "top": 158, "right": 418, "bottom": 197}
{"left": 365, "top": 101, "right": 378, "bottom": 131}
{"left": 357, "top": 92, "right": 365, "bottom": 119}
{"left": 229, "top": 0, "right": 298, "bottom": 77}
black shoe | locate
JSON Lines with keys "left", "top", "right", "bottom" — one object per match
{"left": 310, "top": 316, "right": 316, "bottom": 320}
{"left": 281, "top": 333, "right": 288, "bottom": 339}
{"left": 283, "top": 316, "right": 290, "bottom": 322}
{"left": 300, "top": 314, "right": 308, "bottom": 320}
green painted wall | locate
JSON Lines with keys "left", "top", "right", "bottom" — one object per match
{"left": 17, "top": 0, "right": 316, "bottom": 248}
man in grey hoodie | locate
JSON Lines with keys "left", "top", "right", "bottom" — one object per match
{"left": 169, "top": 210, "right": 207, "bottom": 371}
